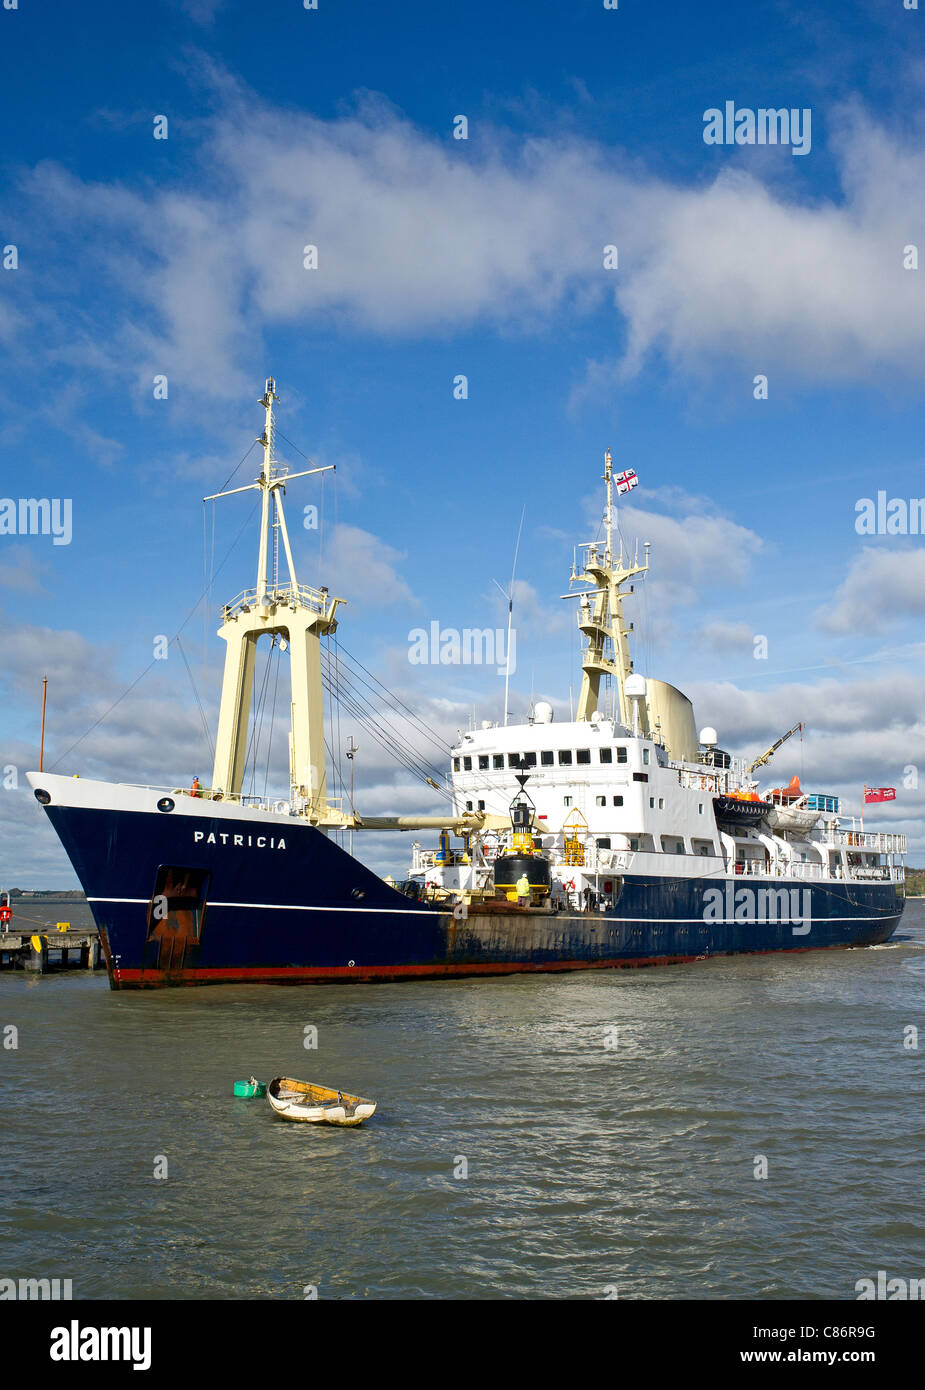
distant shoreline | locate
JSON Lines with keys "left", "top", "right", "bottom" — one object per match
{"left": 5, "top": 890, "right": 86, "bottom": 899}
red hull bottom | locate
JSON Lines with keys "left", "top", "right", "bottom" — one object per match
{"left": 109, "top": 940, "right": 860, "bottom": 989}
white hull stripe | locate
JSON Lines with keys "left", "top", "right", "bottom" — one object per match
{"left": 85, "top": 897, "right": 891, "bottom": 925}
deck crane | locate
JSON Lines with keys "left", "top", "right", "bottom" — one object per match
{"left": 745, "top": 722, "right": 804, "bottom": 777}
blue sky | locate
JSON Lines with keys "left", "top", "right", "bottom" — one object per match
{"left": 1, "top": 0, "right": 924, "bottom": 884}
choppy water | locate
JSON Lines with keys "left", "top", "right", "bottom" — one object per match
{"left": 1, "top": 898, "right": 923, "bottom": 1300}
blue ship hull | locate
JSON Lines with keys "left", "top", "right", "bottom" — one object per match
{"left": 42, "top": 802, "right": 904, "bottom": 988}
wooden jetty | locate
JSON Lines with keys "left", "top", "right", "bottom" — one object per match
{"left": 0, "top": 922, "right": 102, "bottom": 974}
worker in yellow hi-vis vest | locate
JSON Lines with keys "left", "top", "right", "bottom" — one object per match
{"left": 516, "top": 873, "right": 530, "bottom": 906}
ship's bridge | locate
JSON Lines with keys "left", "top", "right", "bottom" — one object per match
{"left": 447, "top": 716, "right": 705, "bottom": 843}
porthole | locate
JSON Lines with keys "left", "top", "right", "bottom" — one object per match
{"left": 34, "top": 788, "right": 51, "bottom": 806}
{"left": 156, "top": 797, "right": 175, "bottom": 813}
{"left": 351, "top": 888, "right": 366, "bottom": 900}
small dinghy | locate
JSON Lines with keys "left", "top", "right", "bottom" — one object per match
{"left": 266, "top": 1076, "right": 377, "bottom": 1126}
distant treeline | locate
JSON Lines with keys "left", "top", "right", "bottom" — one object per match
{"left": 5, "top": 889, "right": 86, "bottom": 899}
{"left": 905, "top": 868, "right": 925, "bottom": 896}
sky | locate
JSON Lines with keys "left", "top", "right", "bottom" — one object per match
{"left": 1, "top": 0, "right": 924, "bottom": 885}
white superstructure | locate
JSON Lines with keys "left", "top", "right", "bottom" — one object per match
{"left": 410, "top": 452, "right": 905, "bottom": 907}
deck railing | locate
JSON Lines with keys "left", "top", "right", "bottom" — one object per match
{"left": 822, "top": 829, "right": 906, "bottom": 853}
{"left": 221, "top": 583, "right": 333, "bottom": 621}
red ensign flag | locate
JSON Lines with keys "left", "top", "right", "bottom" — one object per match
{"left": 863, "top": 787, "right": 896, "bottom": 804}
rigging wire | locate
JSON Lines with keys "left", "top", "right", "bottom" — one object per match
{"left": 333, "top": 634, "right": 344, "bottom": 819}
{"left": 319, "top": 659, "right": 453, "bottom": 800}
{"left": 329, "top": 642, "right": 452, "bottom": 763}
{"left": 217, "top": 438, "right": 260, "bottom": 496}
{"left": 175, "top": 636, "right": 216, "bottom": 768}
{"left": 245, "top": 637, "right": 276, "bottom": 798}
{"left": 263, "top": 635, "right": 283, "bottom": 800}
{"left": 274, "top": 428, "right": 317, "bottom": 468}
{"left": 319, "top": 669, "right": 448, "bottom": 787}
{"left": 319, "top": 673, "right": 444, "bottom": 790}
{"left": 315, "top": 647, "right": 447, "bottom": 772}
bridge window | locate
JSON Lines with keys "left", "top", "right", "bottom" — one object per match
{"left": 558, "top": 750, "right": 573, "bottom": 765}
{"left": 493, "top": 754, "right": 504, "bottom": 769}
{"left": 463, "top": 756, "right": 472, "bottom": 771}
{"left": 523, "top": 751, "right": 537, "bottom": 767}
{"left": 599, "top": 748, "right": 613, "bottom": 763}
{"left": 642, "top": 748, "right": 650, "bottom": 765}
{"left": 541, "top": 750, "right": 554, "bottom": 766}
{"left": 507, "top": 753, "right": 521, "bottom": 768}
{"left": 616, "top": 747, "right": 628, "bottom": 763}
{"left": 478, "top": 755, "right": 488, "bottom": 770}
{"left": 576, "top": 749, "right": 591, "bottom": 764}
{"left": 453, "top": 758, "right": 460, "bottom": 771}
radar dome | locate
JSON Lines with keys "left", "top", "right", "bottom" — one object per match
{"left": 699, "top": 726, "right": 718, "bottom": 747}
{"left": 624, "top": 674, "right": 647, "bottom": 699}
{"left": 533, "top": 701, "right": 553, "bottom": 724}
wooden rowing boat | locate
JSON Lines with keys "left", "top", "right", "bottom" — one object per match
{"left": 266, "top": 1076, "right": 377, "bottom": 1126}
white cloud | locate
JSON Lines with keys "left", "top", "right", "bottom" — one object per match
{"left": 12, "top": 83, "right": 925, "bottom": 401}
{"left": 327, "top": 524, "right": 414, "bottom": 609}
{"left": 0, "top": 546, "right": 49, "bottom": 595}
{"left": 175, "top": 0, "right": 226, "bottom": 24}
{"left": 698, "top": 620, "right": 756, "bottom": 653}
{"left": 816, "top": 546, "right": 925, "bottom": 633}
{"left": 681, "top": 670, "right": 925, "bottom": 855}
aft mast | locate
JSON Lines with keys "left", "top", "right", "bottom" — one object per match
{"left": 568, "top": 449, "right": 649, "bottom": 728}
{"left": 207, "top": 378, "right": 344, "bottom": 820}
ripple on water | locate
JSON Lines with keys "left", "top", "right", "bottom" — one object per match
{"left": 0, "top": 902, "right": 922, "bottom": 1297}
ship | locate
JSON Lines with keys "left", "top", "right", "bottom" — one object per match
{"left": 26, "top": 379, "right": 906, "bottom": 988}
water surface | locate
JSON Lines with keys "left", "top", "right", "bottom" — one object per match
{"left": 1, "top": 898, "right": 923, "bottom": 1299}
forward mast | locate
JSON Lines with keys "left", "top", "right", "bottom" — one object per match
{"left": 207, "top": 378, "right": 343, "bottom": 821}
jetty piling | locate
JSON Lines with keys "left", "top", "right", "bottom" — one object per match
{"left": 0, "top": 924, "right": 103, "bottom": 975}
